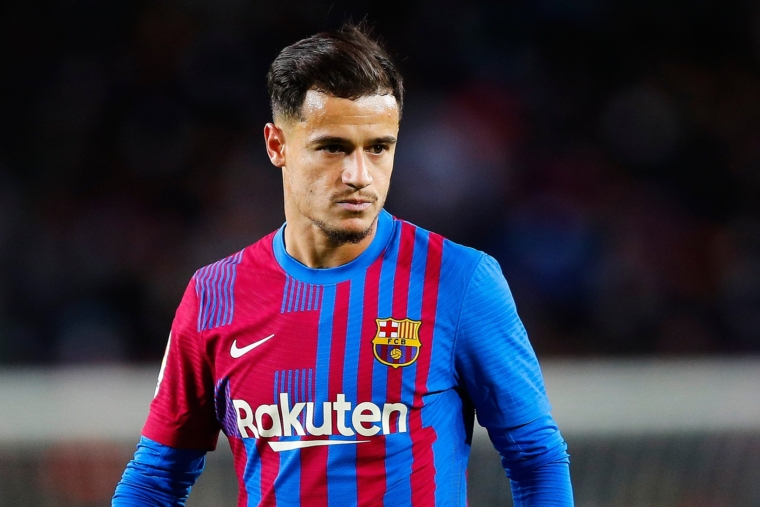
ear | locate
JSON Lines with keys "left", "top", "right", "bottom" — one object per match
{"left": 264, "top": 123, "right": 286, "bottom": 168}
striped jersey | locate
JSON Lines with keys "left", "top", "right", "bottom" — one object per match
{"left": 143, "top": 209, "right": 552, "bottom": 507}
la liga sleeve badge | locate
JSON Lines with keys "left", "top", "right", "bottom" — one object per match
{"left": 372, "top": 318, "right": 422, "bottom": 369}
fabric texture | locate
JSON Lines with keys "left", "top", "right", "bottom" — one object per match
{"left": 114, "top": 210, "right": 573, "bottom": 506}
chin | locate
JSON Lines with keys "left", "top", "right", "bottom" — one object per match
{"left": 315, "top": 214, "right": 377, "bottom": 245}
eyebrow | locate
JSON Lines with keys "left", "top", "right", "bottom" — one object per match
{"left": 308, "top": 135, "right": 397, "bottom": 146}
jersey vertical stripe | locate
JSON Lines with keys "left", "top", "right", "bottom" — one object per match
{"left": 299, "top": 284, "right": 336, "bottom": 507}
{"left": 258, "top": 437, "right": 279, "bottom": 506}
{"left": 326, "top": 281, "right": 352, "bottom": 506}
{"left": 282, "top": 276, "right": 323, "bottom": 313}
{"left": 195, "top": 249, "right": 244, "bottom": 331}
{"left": 374, "top": 237, "right": 397, "bottom": 504}
{"left": 396, "top": 225, "right": 431, "bottom": 505}
{"left": 387, "top": 222, "right": 416, "bottom": 430}
{"left": 431, "top": 241, "right": 469, "bottom": 506}
{"left": 356, "top": 256, "right": 385, "bottom": 506}
{"left": 275, "top": 370, "right": 302, "bottom": 506}
{"left": 242, "top": 439, "right": 262, "bottom": 506}
{"left": 229, "top": 437, "right": 250, "bottom": 506}
{"left": 410, "top": 233, "right": 444, "bottom": 506}
{"left": 406, "top": 228, "right": 431, "bottom": 500}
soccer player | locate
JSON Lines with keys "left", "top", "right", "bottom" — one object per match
{"left": 113, "top": 23, "right": 573, "bottom": 507}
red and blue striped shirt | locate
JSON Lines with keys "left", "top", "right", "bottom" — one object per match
{"left": 125, "top": 210, "right": 570, "bottom": 506}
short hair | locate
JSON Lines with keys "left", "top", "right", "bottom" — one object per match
{"left": 266, "top": 23, "right": 404, "bottom": 122}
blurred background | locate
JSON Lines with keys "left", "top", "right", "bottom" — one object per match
{"left": 1, "top": 0, "right": 759, "bottom": 505}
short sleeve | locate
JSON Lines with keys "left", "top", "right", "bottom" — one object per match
{"left": 454, "top": 254, "right": 551, "bottom": 430}
{"left": 142, "top": 278, "right": 220, "bottom": 450}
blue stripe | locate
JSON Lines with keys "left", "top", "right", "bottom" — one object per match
{"left": 343, "top": 278, "right": 363, "bottom": 404}
{"left": 194, "top": 266, "right": 208, "bottom": 331}
{"left": 283, "top": 278, "right": 330, "bottom": 313}
{"left": 215, "top": 260, "right": 230, "bottom": 328}
{"left": 375, "top": 240, "right": 398, "bottom": 506}
{"left": 281, "top": 276, "right": 291, "bottom": 313}
{"left": 207, "top": 261, "right": 224, "bottom": 329}
{"left": 299, "top": 368, "right": 306, "bottom": 427}
{"left": 308, "top": 368, "right": 313, "bottom": 402}
{"left": 328, "top": 277, "right": 364, "bottom": 506}
{"left": 273, "top": 371, "right": 279, "bottom": 404}
{"left": 242, "top": 439, "right": 262, "bottom": 506}
{"left": 199, "top": 265, "right": 215, "bottom": 330}
{"left": 195, "top": 251, "right": 243, "bottom": 331}
{"left": 374, "top": 240, "right": 397, "bottom": 394}
{"left": 287, "top": 279, "right": 295, "bottom": 312}
{"left": 275, "top": 382, "right": 301, "bottom": 506}
{"left": 315, "top": 285, "right": 336, "bottom": 427}
{"left": 215, "top": 259, "right": 232, "bottom": 328}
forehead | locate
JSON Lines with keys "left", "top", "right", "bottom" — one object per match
{"left": 296, "top": 90, "right": 399, "bottom": 131}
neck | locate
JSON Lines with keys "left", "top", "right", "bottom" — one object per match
{"left": 283, "top": 219, "right": 377, "bottom": 269}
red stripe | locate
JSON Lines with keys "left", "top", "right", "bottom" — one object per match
{"left": 328, "top": 281, "right": 351, "bottom": 403}
{"left": 356, "top": 256, "right": 386, "bottom": 506}
{"left": 300, "top": 363, "right": 327, "bottom": 507}
{"left": 387, "top": 222, "right": 415, "bottom": 432}
{"left": 299, "top": 446, "right": 328, "bottom": 507}
{"left": 299, "top": 281, "right": 351, "bottom": 507}
{"left": 258, "top": 438, "right": 280, "bottom": 506}
{"left": 410, "top": 232, "right": 444, "bottom": 506}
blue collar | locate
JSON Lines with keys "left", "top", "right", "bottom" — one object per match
{"left": 273, "top": 209, "right": 394, "bottom": 285}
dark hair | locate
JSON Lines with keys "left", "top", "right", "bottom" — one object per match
{"left": 267, "top": 23, "right": 404, "bottom": 121}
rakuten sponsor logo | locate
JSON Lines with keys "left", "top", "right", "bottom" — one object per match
{"left": 233, "top": 393, "right": 408, "bottom": 451}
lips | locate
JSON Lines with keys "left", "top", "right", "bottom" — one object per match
{"left": 337, "top": 200, "right": 373, "bottom": 211}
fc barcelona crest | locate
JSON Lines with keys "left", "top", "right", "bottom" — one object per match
{"left": 372, "top": 318, "right": 422, "bottom": 369}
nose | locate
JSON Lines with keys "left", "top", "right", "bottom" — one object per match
{"left": 342, "top": 151, "right": 373, "bottom": 189}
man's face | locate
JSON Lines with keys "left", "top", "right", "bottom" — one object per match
{"left": 266, "top": 90, "right": 400, "bottom": 244}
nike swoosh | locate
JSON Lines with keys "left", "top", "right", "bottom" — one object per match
{"left": 230, "top": 334, "right": 275, "bottom": 358}
{"left": 269, "top": 440, "right": 370, "bottom": 452}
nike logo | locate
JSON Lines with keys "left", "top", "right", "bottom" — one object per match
{"left": 269, "top": 440, "right": 370, "bottom": 452}
{"left": 230, "top": 334, "right": 275, "bottom": 358}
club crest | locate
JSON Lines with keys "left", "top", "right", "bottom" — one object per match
{"left": 372, "top": 318, "right": 422, "bottom": 369}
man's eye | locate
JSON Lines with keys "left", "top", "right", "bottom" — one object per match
{"left": 368, "top": 145, "right": 386, "bottom": 154}
{"left": 322, "top": 145, "right": 344, "bottom": 154}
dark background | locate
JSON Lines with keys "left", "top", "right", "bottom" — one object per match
{"left": 2, "top": 0, "right": 759, "bottom": 365}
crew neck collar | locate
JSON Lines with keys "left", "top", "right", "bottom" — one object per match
{"left": 273, "top": 209, "right": 394, "bottom": 285}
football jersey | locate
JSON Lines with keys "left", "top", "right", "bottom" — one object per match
{"left": 143, "top": 209, "right": 552, "bottom": 507}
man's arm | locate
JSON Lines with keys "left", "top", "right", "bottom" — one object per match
{"left": 490, "top": 414, "right": 572, "bottom": 505}
{"left": 454, "top": 254, "right": 573, "bottom": 506}
{"left": 113, "top": 277, "right": 220, "bottom": 505}
{"left": 113, "top": 437, "right": 206, "bottom": 507}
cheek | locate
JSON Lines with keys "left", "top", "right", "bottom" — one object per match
{"left": 374, "top": 161, "right": 394, "bottom": 186}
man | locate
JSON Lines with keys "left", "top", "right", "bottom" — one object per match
{"left": 113, "top": 24, "right": 573, "bottom": 507}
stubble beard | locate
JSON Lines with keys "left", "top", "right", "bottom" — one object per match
{"left": 312, "top": 214, "right": 378, "bottom": 245}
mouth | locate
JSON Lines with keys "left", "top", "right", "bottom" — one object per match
{"left": 335, "top": 199, "right": 374, "bottom": 212}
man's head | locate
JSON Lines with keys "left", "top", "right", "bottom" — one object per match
{"left": 267, "top": 23, "right": 403, "bottom": 123}
{"left": 264, "top": 24, "right": 403, "bottom": 247}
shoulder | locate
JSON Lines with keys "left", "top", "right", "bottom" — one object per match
{"left": 390, "top": 215, "right": 485, "bottom": 267}
{"left": 190, "top": 230, "right": 278, "bottom": 331}
{"left": 390, "top": 215, "right": 492, "bottom": 293}
{"left": 192, "top": 230, "right": 278, "bottom": 281}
